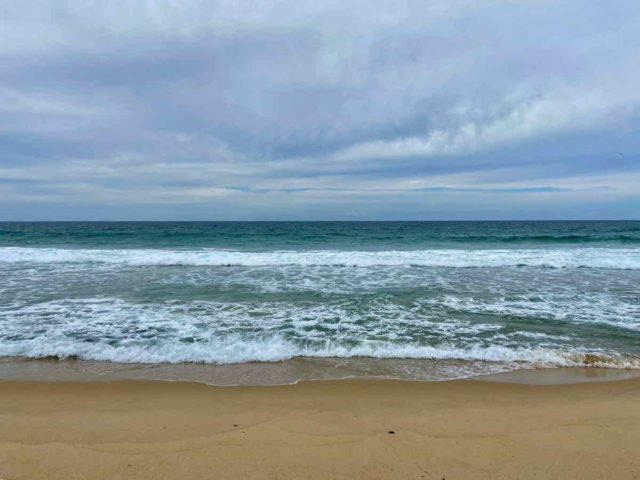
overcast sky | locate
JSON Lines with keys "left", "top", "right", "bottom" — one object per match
{"left": 1, "top": 0, "right": 639, "bottom": 220}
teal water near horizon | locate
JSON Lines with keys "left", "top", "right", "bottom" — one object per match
{"left": 1, "top": 221, "right": 639, "bottom": 381}
{"left": 3, "top": 220, "right": 640, "bottom": 249}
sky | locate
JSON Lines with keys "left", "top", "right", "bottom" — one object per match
{"left": 1, "top": 0, "right": 640, "bottom": 220}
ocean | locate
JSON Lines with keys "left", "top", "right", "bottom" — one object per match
{"left": 1, "top": 221, "right": 639, "bottom": 384}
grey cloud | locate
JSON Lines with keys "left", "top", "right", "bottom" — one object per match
{"left": 1, "top": 0, "right": 639, "bottom": 219}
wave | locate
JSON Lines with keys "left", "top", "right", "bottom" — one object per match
{"left": 2, "top": 290, "right": 637, "bottom": 362}
{"left": 452, "top": 234, "right": 640, "bottom": 244}
{"left": 1, "top": 296, "right": 638, "bottom": 369}
{"left": 1, "top": 338, "right": 638, "bottom": 369}
{"left": 1, "top": 246, "right": 640, "bottom": 269}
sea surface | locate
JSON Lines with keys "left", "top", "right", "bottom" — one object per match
{"left": 1, "top": 221, "right": 639, "bottom": 384}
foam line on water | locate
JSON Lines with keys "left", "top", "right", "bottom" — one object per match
{"left": 2, "top": 247, "right": 640, "bottom": 269}
{"left": 1, "top": 338, "right": 638, "bottom": 369}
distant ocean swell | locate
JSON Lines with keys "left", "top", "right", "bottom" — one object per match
{"left": 447, "top": 234, "right": 640, "bottom": 244}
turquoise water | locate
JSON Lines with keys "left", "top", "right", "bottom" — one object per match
{"left": 1, "top": 221, "right": 639, "bottom": 380}
{"left": 3, "top": 221, "right": 640, "bottom": 249}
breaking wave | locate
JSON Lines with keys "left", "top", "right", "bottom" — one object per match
{"left": 1, "top": 297, "right": 638, "bottom": 370}
{"left": 2, "top": 246, "right": 640, "bottom": 269}
{"left": 3, "top": 338, "right": 639, "bottom": 370}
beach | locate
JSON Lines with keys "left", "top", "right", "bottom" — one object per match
{"left": 2, "top": 375, "right": 640, "bottom": 479}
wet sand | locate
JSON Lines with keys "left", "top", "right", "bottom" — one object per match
{"left": 2, "top": 376, "right": 640, "bottom": 479}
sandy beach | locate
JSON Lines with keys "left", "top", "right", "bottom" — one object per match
{"left": 2, "top": 375, "right": 640, "bottom": 479}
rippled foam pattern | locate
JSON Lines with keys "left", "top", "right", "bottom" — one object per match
{"left": 0, "top": 221, "right": 639, "bottom": 378}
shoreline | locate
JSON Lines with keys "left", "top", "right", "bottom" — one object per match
{"left": 2, "top": 355, "right": 640, "bottom": 386}
{"left": 2, "top": 376, "right": 640, "bottom": 479}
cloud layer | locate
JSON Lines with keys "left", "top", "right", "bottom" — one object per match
{"left": 1, "top": 0, "right": 639, "bottom": 219}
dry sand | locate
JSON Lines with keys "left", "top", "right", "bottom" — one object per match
{"left": 1, "top": 376, "right": 640, "bottom": 479}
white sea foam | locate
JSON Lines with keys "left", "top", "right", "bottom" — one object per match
{"left": 1, "top": 297, "right": 638, "bottom": 369}
{"left": 2, "top": 246, "right": 640, "bottom": 268}
{"left": 2, "top": 335, "right": 638, "bottom": 369}
{"left": 428, "top": 294, "right": 640, "bottom": 332}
